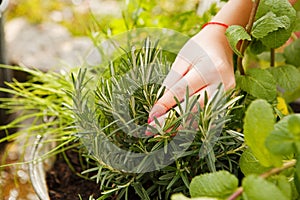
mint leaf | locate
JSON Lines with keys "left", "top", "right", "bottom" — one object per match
{"left": 266, "top": 128, "right": 295, "bottom": 155}
{"left": 282, "top": 85, "right": 300, "bottom": 103}
{"left": 236, "top": 68, "right": 277, "bottom": 101}
{"left": 225, "top": 25, "right": 251, "bottom": 57}
{"left": 269, "top": 175, "right": 292, "bottom": 199}
{"left": 243, "top": 175, "right": 289, "bottom": 200}
{"left": 249, "top": 39, "right": 268, "bottom": 55}
{"left": 171, "top": 194, "right": 218, "bottom": 200}
{"left": 294, "top": 157, "right": 300, "bottom": 195}
{"left": 283, "top": 39, "right": 300, "bottom": 67}
{"left": 256, "top": 0, "right": 296, "bottom": 20}
{"left": 252, "top": 12, "right": 290, "bottom": 39}
{"left": 189, "top": 171, "right": 238, "bottom": 199}
{"left": 255, "top": 0, "right": 297, "bottom": 48}
{"left": 288, "top": 115, "right": 300, "bottom": 136}
{"left": 239, "top": 148, "right": 271, "bottom": 176}
{"left": 266, "top": 114, "right": 300, "bottom": 155}
{"left": 244, "top": 99, "right": 281, "bottom": 167}
{"left": 268, "top": 65, "right": 300, "bottom": 92}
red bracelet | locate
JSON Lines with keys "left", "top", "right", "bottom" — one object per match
{"left": 201, "top": 22, "right": 229, "bottom": 29}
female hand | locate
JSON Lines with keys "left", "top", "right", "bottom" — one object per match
{"left": 147, "top": 25, "right": 236, "bottom": 134}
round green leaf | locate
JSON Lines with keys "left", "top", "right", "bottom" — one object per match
{"left": 189, "top": 170, "right": 238, "bottom": 199}
{"left": 283, "top": 39, "right": 300, "bottom": 67}
{"left": 236, "top": 68, "right": 277, "bottom": 101}
{"left": 243, "top": 175, "right": 289, "bottom": 200}
{"left": 243, "top": 99, "right": 281, "bottom": 167}
{"left": 266, "top": 114, "right": 300, "bottom": 155}
{"left": 239, "top": 148, "right": 271, "bottom": 176}
{"left": 268, "top": 65, "right": 300, "bottom": 92}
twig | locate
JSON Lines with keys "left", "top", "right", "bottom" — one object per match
{"left": 237, "top": 0, "right": 261, "bottom": 75}
{"left": 260, "top": 159, "right": 296, "bottom": 179}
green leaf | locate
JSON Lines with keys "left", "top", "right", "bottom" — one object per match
{"left": 243, "top": 99, "right": 281, "bottom": 167}
{"left": 266, "top": 114, "right": 300, "bottom": 155}
{"left": 255, "top": 0, "right": 297, "bottom": 48}
{"left": 189, "top": 170, "right": 238, "bottom": 199}
{"left": 252, "top": 12, "right": 290, "bottom": 39}
{"left": 239, "top": 148, "right": 271, "bottom": 176}
{"left": 265, "top": 128, "right": 295, "bottom": 155}
{"left": 242, "top": 175, "right": 289, "bottom": 200}
{"left": 294, "top": 14, "right": 300, "bottom": 31}
{"left": 269, "top": 175, "right": 292, "bottom": 199}
{"left": 225, "top": 25, "right": 251, "bottom": 57}
{"left": 283, "top": 39, "right": 300, "bottom": 67}
{"left": 171, "top": 194, "right": 219, "bottom": 200}
{"left": 282, "top": 85, "right": 300, "bottom": 103}
{"left": 132, "top": 182, "right": 151, "bottom": 200}
{"left": 249, "top": 39, "right": 268, "bottom": 55}
{"left": 256, "top": 0, "right": 296, "bottom": 20}
{"left": 288, "top": 115, "right": 300, "bottom": 136}
{"left": 268, "top": 65, "right": 300, "bottom": 92}
{"left": 294, "top": 157, "right": 300, "bottom": 195}
{"left": 236, "top": 68, "right": 277, "bottom": 101}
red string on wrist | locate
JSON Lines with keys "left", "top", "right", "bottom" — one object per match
{"left": 201, "top": 22, "right": 229, "bottom": 29}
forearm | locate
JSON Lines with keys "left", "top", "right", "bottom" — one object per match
{"left": 290, "top": 0, "right": 298, "bottom": 5}
{"left": 211, "top": 0, "right": 297, "bottom": 28}
{"left": 212, "top": 0, "right": 253, "bottom": 27}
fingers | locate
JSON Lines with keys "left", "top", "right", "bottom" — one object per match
{"left": 147, "top": 84, "right": 222, "bottom": 136}
{"left": 161, "top": 38, "right": 210, "bottom": 90}
{"left": 149, "top": 56, "right": 217, "bottom": 122}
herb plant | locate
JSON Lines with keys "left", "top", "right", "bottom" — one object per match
{"left": 71, "top": 37, "right": 243, "bottom": 199}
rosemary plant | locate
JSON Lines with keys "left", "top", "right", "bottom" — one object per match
{"left": 0, "top": 66, "right": 77, "bottom": 164}
{"left": 71, "top": 39, "right": 244, "bottom": 200}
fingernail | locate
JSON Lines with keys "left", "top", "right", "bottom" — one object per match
{"left": 145, "top": 130, "right": 153, "bottom": 136}
{"left": 147, "top": 117, "right": 153, "bottom": 124}
{"left": 148, "top": 111, "right": 160, "bottom": 124}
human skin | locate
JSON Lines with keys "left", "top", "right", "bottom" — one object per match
{"left": 147, "top": 0, "right": 298, "bottom": 128}
{"left": 147, "top": 0, "right": 253, "bottom": 125}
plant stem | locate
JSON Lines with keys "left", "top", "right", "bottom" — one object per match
{"left": 237, "top": 0, "right": 260, "bottom": 75}
{"left": 260, "top": 159, "right": 296, "bottom": 179}
{"left": 216, "top": 144, "right": 246, "bottom": 159}
{"left": 227, "top": 187, "right": 243, "bottom": 200}
{"left": 270, "top": 48, "right": 275, "bottom": 67}
{"left": 227, "top": 159, "right": 296, "bottom": 200}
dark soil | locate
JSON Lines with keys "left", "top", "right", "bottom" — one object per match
{"left": 46, "top": 149, "right": 102, "bottom": 200}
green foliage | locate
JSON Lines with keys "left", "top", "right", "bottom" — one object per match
{"left": 266, "top": 114, "right": 300, "bottom": 156}
{"left": 87, "top": 0, "right": 216, "bottom": 41}
{"left": 239, "top": 148, "right": 270, "bottom": 176}
{"left": 254, "top": 0, "right": 296, "bottom": 48}
{"left": 189, "top": 171, "right": 238, "bottom": 199}
{"left": 284, "top": 39, "right": 300, "bottom": 67}
{"left": 242, "top": 175, "right": 289, "bottom": 200}
{"left": 172, "top": 194, "right": 218, "bottom": 200}
{"left": 268, "top": 65, "right": 300, "bottom": 92}
{"left": 72, "top": 39, "right": 243, "bottom": 199}
{"left": 0, "top": 65, "right": 77, "bottom": 161}
{"left": 252, "top": 11, "right": 290, "bottom": 39}
{"left": 243, "top": 99, "right": 281, "bottom": 167}
{"left": 235, "top": 68, "right": 277, "bottom": 101}
{"left": 173, "top": 100, "right": 300, "bottom": 200}
{"left": 225, "top": 25, "right": 251, "bottom": 57}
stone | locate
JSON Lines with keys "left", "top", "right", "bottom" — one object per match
{"left": 5, "top": 17, "right": 101, "bottom": 72}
